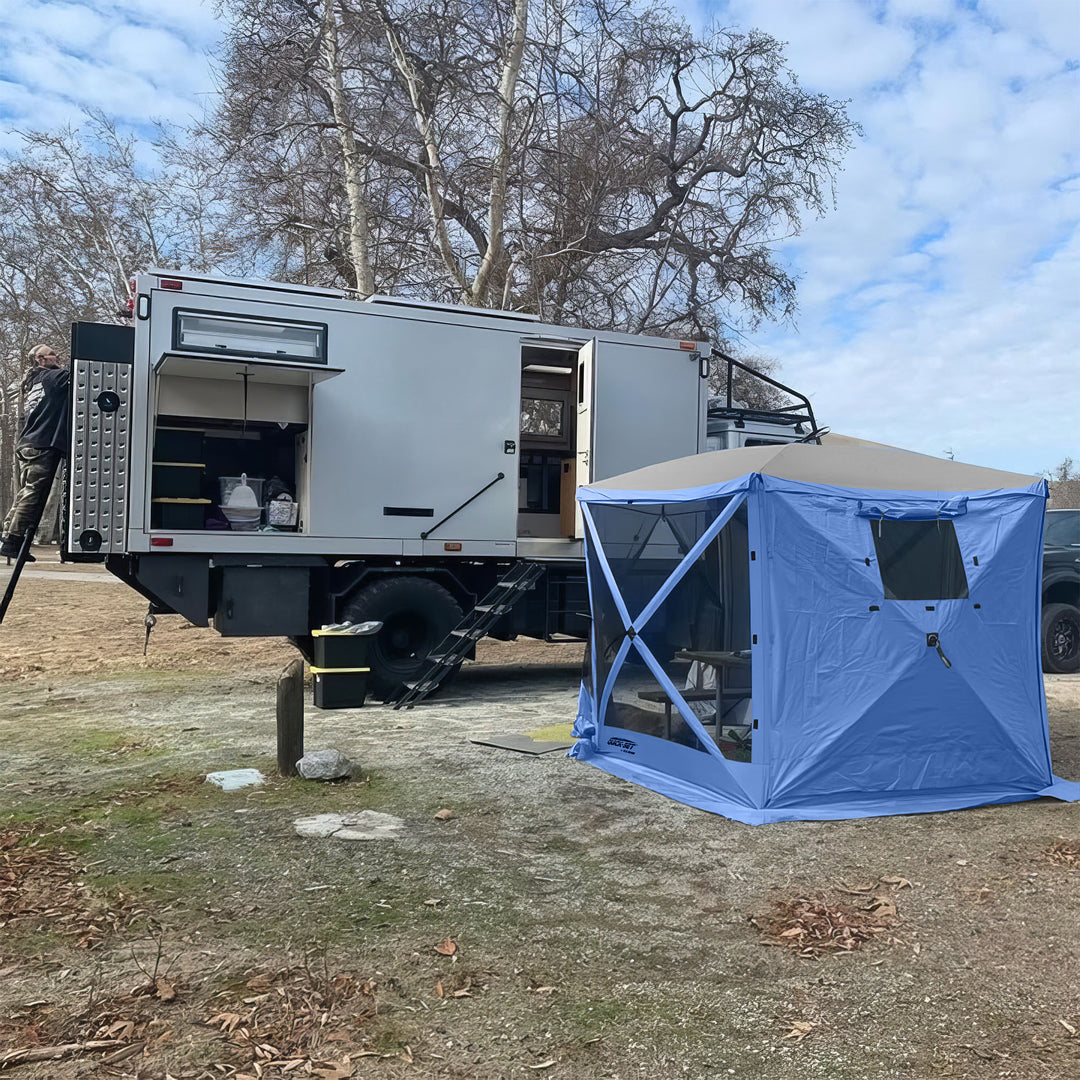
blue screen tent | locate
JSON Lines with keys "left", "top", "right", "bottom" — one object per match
{"left": 570, "top": 444, "right": 1080, "bottom": 824}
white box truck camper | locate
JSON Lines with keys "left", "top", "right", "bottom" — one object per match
{"left": 63, "top": 270, "right": 728, "bottom": 701}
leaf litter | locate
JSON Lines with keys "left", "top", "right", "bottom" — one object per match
{"left": 0, "top": 829, "right": 143, "bottom": 948}
{"left": 1044, "top": 840, "right": 1079, "bottom": 867}
{"left": 750, "top": 875, "right": 911, "bottom": 958}
{"left": 203, "top": 964, "right": 412, "bottom": 1076}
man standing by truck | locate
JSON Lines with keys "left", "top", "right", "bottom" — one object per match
{"left": 1, "top": 344, "right": 70, "bottom": 561}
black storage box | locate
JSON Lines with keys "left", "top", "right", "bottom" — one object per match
{"left": 312, "top": 629, "right": 375, "bottom": 668}
{"left": 152, "top": 462, "right": 204, "bottom": 499}
{"left": 214, "top": 566, "right": 311, "bottom": 636}
{"left": 154, "top": 427, "right": 204, "bottom": 462}
{"left": 312, "top": 667, "right": 370, "bottom": 709}
{"left": 151, "top": 498, "right": 210, "bottom": 529}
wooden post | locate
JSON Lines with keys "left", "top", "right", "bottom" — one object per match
{"left": 276, "top": 658, "right": 304, "bottom": 776}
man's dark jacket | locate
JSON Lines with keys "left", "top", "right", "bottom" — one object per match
{"left": 19, "top": 368, "right": 71, "bottom": 455}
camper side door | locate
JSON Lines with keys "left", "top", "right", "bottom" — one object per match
{"left": 591, "top": 340, "right": 706, "bottom": 481}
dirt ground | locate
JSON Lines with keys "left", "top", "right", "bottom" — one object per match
{"left": 1, "top": 550, "right": 1078, "bottom": 1079}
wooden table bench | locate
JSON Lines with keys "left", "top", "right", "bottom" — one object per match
{"left": 637, "top": 687, "right": 750, "bottom": 737}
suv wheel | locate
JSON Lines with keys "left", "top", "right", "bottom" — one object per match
{"left": 1041, "top": 602, "right": 1080, "bottom": 674}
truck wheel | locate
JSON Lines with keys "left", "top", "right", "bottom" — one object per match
{"left": 1041, "top": 603, "right": 1080, "bottom": 674}
{"left": 344, "top": 577, "right": 464, "bottom": 699}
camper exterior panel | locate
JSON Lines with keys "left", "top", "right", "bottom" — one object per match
{"left": 306, "top": 312, "right": 520, "bottom": 542}
{"left": 119, "top": 272, "right": 707, "bottom": 565}
{"left": 591, "top": 341, "right": 704, "bottom": 480}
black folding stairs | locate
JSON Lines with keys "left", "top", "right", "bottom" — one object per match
{"left": 393, "top": 560, "right": 546, "bottom": 709}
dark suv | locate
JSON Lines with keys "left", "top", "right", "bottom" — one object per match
{"left": 1043, "top": 509, "right": 1080, "bottom": 674}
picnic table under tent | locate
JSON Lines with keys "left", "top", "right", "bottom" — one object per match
{"left": 569, "top": 443, "right": 1080, "bottom": 825}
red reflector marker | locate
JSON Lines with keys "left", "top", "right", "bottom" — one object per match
{"left": 679, "top": 341, "right": 696, "bottom": 351}
{"left": 159, "top": 279, "right": 183, "bottom": 290}
{"left": 150, "top": 537, "right": 174, "bottom": 547}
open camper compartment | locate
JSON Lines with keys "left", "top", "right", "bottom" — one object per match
{"left": 147, "top": 307, "right": 342, "bottom": 536}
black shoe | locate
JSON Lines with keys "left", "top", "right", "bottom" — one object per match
{"left": 1, "top": 537, "right": 33, "bottom": 561}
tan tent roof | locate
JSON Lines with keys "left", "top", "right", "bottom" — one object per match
{"left": 819, "top": 432, "right": 914, "bottom": 452}
{"left": 588, "top": 444, "right": 1039, "bottom": 494}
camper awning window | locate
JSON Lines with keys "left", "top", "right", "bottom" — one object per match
{"left": 174, "top": 310, "right": 327, "bottom": 364}
{"left": 154, "top": 355, "right": 343, "bottom": 387}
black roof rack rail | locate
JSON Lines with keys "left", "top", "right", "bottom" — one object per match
{"left": 711, "top": 351, "right": 821, "bottom": 445}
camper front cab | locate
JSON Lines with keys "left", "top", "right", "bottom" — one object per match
{"left": 67, "top": 271, "right": 711, "bottom": 697}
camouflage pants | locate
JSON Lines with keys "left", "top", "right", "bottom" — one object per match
{"left": 2, "top": 446, "right": 62, "bottom": 543}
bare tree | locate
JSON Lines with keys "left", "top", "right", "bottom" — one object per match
{"left": 210, "top": 0, "right": 858, "bottom": 335}
{"left": 0, "top": 117, "right": 236, "bottom": 519}
{"left": 1047, "top": 457, "right": 1080, "bottom": 510}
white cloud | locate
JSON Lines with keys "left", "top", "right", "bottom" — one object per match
{"left": 0, "top": 0, "right": 218, "bottom": 141}
{"left": 704, "top": 0, "right": 1080, "bottom": 474}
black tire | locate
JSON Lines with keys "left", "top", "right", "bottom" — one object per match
{"left": 344, "top": 576, "right": 463, "bottom": 699}
{"left": 1041, "top": 602, "right": 1080, "bottom": 675}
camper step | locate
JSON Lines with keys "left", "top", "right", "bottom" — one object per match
{"left": 394, "top": 560, "right": 545, "bottom": 709}
{"left": 403, "top": 678, "right": 442, "bottom": 695}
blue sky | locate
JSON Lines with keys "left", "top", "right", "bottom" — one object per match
{"left": 0, "top": 0, "right": 1077, "bottom": 474}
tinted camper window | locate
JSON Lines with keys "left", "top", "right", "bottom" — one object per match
{"left": 871, "top": 519, "right": 969, "bottom": 601}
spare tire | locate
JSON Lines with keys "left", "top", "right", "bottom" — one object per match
{"left": 1041, "top": 602, "right": 1080, "bottom": 675}
{"left": 343, "top": 576, "right": 463, "bottom": 699}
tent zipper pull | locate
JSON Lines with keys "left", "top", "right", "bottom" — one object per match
{"left": 926, "top": 632, "right": 951, "bottom": 668}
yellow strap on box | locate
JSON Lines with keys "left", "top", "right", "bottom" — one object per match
{"left": 309, "top": 666, "right": 371, "bottom": 675}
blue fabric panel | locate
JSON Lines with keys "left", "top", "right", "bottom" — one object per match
{"left": 856, "top": 496, "right": 968, "bottom": 520}
{"left": 578, "top": 475, "right": 753, "bottom": 505}
{"left": 568, "top": 739, "right": 1059, "bottom": 824}
{"left": 572, "top": 682, "right": 594, "bottom": 739}
{"left": 758, "top": 480, "right": 1055, "bottom": 810}
{"left": 568, "top": 725, "right": 762, "bottom": 821}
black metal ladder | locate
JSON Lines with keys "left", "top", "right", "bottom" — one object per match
{"left": 393, "top": 560, "right": 546, "bottom": 709}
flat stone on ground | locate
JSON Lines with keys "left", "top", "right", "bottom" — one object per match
{"left": 293, "top": 811, "right": 406, "bottom": 840}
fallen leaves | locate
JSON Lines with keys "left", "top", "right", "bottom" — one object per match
{"left": 202, "top": 965, "right": 393, "bottom": 1076}
{"left": 0, "top": 830, "right": 141, "bottom": 948}
{"left": 435, "top": 978, "right": 473, "bottom": 999}
{"left": 434, "top": 938, "right": 458, "bottom": 956}
{"left": 1045, "top": 841, "right": 1080, "bottom": 867}
{"left": 782, "top": 1020, "right": 818, "bottom": 1042}
{"left": 750, "top": 876, "right": 911, "bottom": 958}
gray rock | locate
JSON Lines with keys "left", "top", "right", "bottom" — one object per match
{"left": 293, "top": 811, "right": 406, "bottom": 841}
{"left": 296, "top": 749, "right": 354, "bottom": 780}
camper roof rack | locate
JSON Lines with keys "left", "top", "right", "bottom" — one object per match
{"left": 711, "top": 350, "right": 821, "bottom": 443}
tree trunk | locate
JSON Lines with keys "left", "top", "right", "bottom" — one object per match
{"left": 470, "top": 0, "right": 529, "bottom": 306}
{"left": 321, "top": 0, "right": 375, "bottom": 295}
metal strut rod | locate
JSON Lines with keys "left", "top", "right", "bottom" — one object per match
{"left": 420, "top": 472, "right": 505, "bottom": 540}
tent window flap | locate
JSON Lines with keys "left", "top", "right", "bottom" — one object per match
{"left": 871, "top": 518, "right": 969, "bottom": 601}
